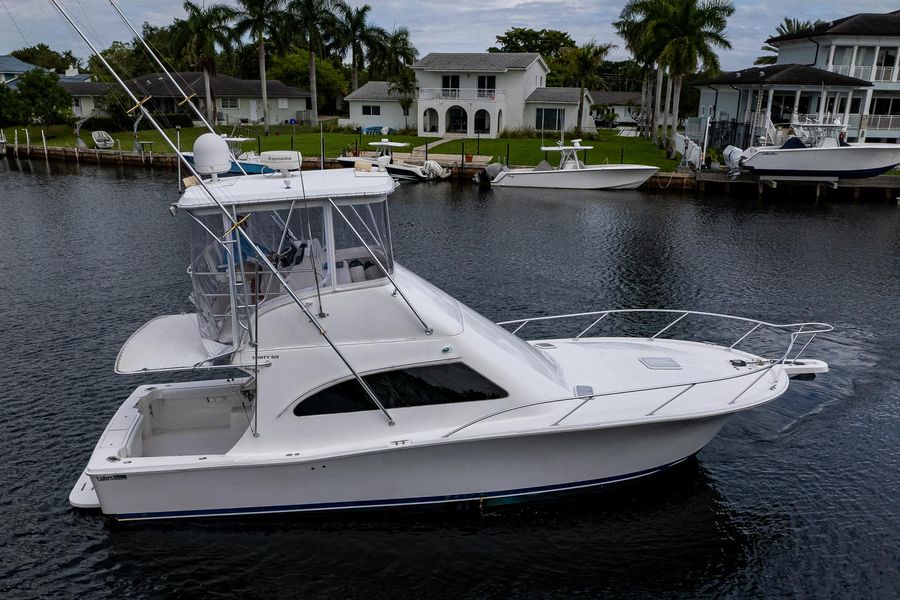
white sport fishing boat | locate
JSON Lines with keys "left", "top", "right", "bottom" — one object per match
{"left": 68, "top": 132, "right": 831, "bottom": 521}
{"left": 479, "top": 140, "right": 659, "bottom": 189}
{"left": 336, "top": 139, "right": 450, "bottom": 181}
{"left": 724, "top": 121, "right": 900, "bottom": 179}
{"left": 92, "top": 130, "right": 114, "bottom": 149}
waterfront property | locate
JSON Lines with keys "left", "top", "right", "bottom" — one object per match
{"left": 0, "top": 55, "right": 41, "bottom": 87}
{"left": 696, "top": 9, "right": 900, "bottom": 145}
{"left": 344, "top": 53, "right": 595, "bottom": 138}
{"left": 589, "top": 90, "right": 642, "bottom": 125}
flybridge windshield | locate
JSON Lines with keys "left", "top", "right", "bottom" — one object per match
{"left": 187, "top": 198, "right": 394, "bottom": 346}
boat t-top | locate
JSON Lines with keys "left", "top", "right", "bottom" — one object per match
{"left": 68, "top": 132, "right": 831, "bottom": 520}
{"left": 479, "top": 139, "right": 659, "bottom": 190}
{"left": 336, "top": 138, "right": 450, "bottom": 181}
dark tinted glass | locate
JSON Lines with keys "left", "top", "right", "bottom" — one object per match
{"left": 293, "top": 363, "right": 507, "bottom": 417}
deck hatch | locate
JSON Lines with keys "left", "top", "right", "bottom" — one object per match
{"left": 639, "top": 357, "right": 682, "bottom": 370}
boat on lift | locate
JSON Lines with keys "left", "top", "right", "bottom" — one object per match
{"left": 336, "top": 139, "right": 450, "bottom": 181}
{"left": 724, "top": 119, "right": 900, "bottom": 179}
{"left": 68, "top": 132, "right": 831, "bottom": 520}
{"left": 478, "top": 139, "right": 659, "bottom": 189}
{"left": 91, "top": 130, "right": 114, "bottom": 149}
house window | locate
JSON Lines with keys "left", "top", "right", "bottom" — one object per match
{"left": 441, "top": 75, "right": 460, "bottom": 98}
{"left": 220, "top": 97, "right": 238, "bottom": 109}
{"left": 535, "top": 107, "right": 565, "bottom": 130}
{"left": 278, "top": 98, "right": 288, "bottom": 109}
{"left": 72, "top": 97, "right": 81, "bottom": 107}
{"left": 477, "top": 75, "right": 496, "bottom": 99}
{"left": 293, "top": 363, "right": 508, "bottom": 417}
{"left": 362, "top": 105, "right": 381, "bottom": 116}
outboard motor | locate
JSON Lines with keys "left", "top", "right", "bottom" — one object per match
{"left": 474, "top": 162, "right": 506, "bottom": 186}
{"left": 723, "top": 145, "right": 744, "bottom": 174}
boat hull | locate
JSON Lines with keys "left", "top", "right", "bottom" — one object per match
{"left": 84, "top": 415, "right": 728, "bottom": 520}
{"left": 491, "top": 165, "right": 659, "bottom": 189}
{"left": 742, "top": 144, "right": 900, "bottom": 178}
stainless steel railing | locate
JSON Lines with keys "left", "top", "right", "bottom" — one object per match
{"left": 440, "top": 310, "right": 832, "bottom": 439}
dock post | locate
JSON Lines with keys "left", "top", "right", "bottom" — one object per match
{"left": 41, "top": 130, "right": 48, "bottom": 161}
{"left": 14, "top": 129, "right": 18, "bottom": 159}
{"left": 506, "top": 143, "right": 509, "bottom": 166}
{"left": 176, "top": 128, "right": 182, "bottom": 192}
{"left": 460, "top": 143, "right": 465, "bottom": 179}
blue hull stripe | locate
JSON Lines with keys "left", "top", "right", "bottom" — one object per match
{"left": 115, "top": 457, "right": 689, "bottom": 520}
{"left": 746, "top": 164, "right": 898, "bottom": 179}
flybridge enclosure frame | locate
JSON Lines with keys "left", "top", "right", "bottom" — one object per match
{"left": 185, "top": 187, "right": 396, "bottom": 349}
{"left": 540, "top": 141, "right": 594, "bottom": 170}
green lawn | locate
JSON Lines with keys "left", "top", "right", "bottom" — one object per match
{"left": 435, "top": 131, "right": 680, "bottom": 171}
{"left": 3, "top": 124, "right": 429, "bottom": 160}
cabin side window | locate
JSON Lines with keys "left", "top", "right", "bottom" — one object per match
{"left": 293, "top": 363, "right": 508, "bottom": 417}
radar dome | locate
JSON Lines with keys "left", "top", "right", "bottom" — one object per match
{"left": 192, "top": 133, "right": 231, "bottom": 175}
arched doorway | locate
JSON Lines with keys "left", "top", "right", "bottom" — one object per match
{"left": 474, "top": 109, "right": 491, "bottom": 134}
{"left": 422, "top": 108, "right": 439, "bottom": 133}
{"left": 445, "top": 106, "right": 468, "bottom": 134}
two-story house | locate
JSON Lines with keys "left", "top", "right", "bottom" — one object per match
{"left": 696, "top": 9, "right": 900, "bottom": 145}
{"left": 344, "top": 52, "right": 594, "bottom": 138}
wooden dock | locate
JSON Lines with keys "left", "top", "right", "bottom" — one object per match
{"left": 4, "top": 143, "right": 899, "bottom": 200}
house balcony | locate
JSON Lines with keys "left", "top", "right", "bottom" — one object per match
{"left": 418, "top": 88, "right": 507, "bottom": 102}
{"left": 828, "top": 64, "right": 898, "bottom": 82}
{"left": 866, "top": 114, "right": 900, "bottom": 130}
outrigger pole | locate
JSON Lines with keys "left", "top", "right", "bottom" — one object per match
{"left": 49, "top": 0, "right": 396, "bottom": 427}
{"left": 106, "top": 0, "right": 249, "bottom": 176}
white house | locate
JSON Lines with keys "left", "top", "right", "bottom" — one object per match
{"left": 589, "top": 90, "right": 642, "bottom": 125}
{"left": 343, "top": 53, "right": 595, "bottom": 138}
{"left": 696, "top": 9, "right": 900, "bottom": 144}
{"left": 58, "top": 74, "right": 109, "bottom": 119}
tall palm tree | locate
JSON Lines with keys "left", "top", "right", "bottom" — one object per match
{"left": 389, "top": 68, "right": 418, "bottom": 129}
{"left": 335, "top": 2, "right": 386, "bottom": 91}
{"left": 171, "top": 1, "right": 237, "bottom": 123}
{"left": 369, "top": 26, "right": 417, "bottom": 81}
{"left": 560, "top": 41, "right": 616, "bottom": 131}
{"left": 754, "top": 17, "right": 825, "bottom": 65}
{"left": 234, "top": 0, "right": 285, "bottom": 134}
{"left": 653, "top": 0, "right": 734, "bottom": 150}
{"left": 615, "top": 0, "right": 669, "bottom": 141}
{"left": 288, "top": 0, "right": 339, "bottom": 127}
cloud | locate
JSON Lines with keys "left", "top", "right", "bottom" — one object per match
{"left": 3, "top": 0, "right": 899, "bottom": 74}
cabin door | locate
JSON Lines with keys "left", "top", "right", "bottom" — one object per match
{"left": 250, "top": 100, "right": 259, "bottom": 122}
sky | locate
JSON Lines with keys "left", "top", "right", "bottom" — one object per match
{"left": 2, "top": 0, "right": 899, "bottom": 74}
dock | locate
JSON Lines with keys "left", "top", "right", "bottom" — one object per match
{"left": 4, "top": 142, "right": 899, "bottom": 200}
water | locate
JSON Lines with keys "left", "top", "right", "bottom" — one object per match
{"left": 2, "top": 159, "right": 899, "bottom": 598}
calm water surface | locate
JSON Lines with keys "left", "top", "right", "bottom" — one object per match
{"left": 1, "top": 159, "right": 898, "bottom": 599}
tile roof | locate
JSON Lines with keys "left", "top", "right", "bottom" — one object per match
{"left": 124, "top": 72, "right": 309, "bottom": 98}
{"left": 767, "top": 10, "right": 900, "bottom": 44}
{"left": 696, "top": 64, "right": 872, "bottom": 88}
{"left": 412, "top": 53, "right": 541, "bottom": 72}
{"left": 344, "top": 81, "right": 397, "bottom": 101}
{"left": 589, "top": 90, "right": 642, "bottom": 105}
{"left": 0, "top": 55, "right": 39, "bottom": 74}
{"left": 525, "top": 87, "right": 587, "bottom": 104}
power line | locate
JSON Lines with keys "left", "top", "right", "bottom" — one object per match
{"left": 1, "top": 0, "right": 31, "bottom": 47}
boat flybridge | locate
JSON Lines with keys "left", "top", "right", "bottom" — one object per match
{"left": 69, "top": 133, "right": 831, "bottom": 520}
{"left": 478, "top": 139, "right": 659, "bottom": 189}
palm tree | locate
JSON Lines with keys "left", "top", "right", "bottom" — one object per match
{"left": 335, "top": 2, "right": 386, "bottom": 91}
{"left": 389, "top": 68, "right": 418, "bottom": 129}
{"left": 615, "top": 0, "right": 669, "bottom": 141}
{"left": 288, "top": 0, "right": 339, "bottom": 127}
{"left": 653, "top": 0, "right": 734, "bottom": 150}
{"left": 560, "top": 41, "right": 616, "bottom": 131}
{"left": 754, "top": 17, "right": 825, "bottom": 65}
{"left": 234, "top": 0, "right": 285, "bottom": 134}
{"left": 171, "top": 1, "right": 237, "bottom": 123}
{"left": 369, "top": 26, "right": 417, "bottom": 80}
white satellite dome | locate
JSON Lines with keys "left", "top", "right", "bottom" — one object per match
{"left": 192, "top": 133, "right": 231, "bottom": 175}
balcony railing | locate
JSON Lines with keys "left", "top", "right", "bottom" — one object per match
{"left": 874, "top": 66, "right": 896, "bottom": 82}
{"left": 830, "top": 64, "right": 851, "bottom": 76}
{"left": 867, "top": 115, "right": 900, "bottom": 130}
{"left": 418, "top": 88, "right": 507, "bottom": 101}
{"left": 853, "top": 65, "right": 872, "bottom": 81}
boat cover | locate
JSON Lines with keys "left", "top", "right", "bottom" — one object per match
{"left": 115, "top": 313, "right": 232, "bottom": 374}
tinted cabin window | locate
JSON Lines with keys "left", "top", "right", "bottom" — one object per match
{"left": 294, "top": 363, "right": 507, "bottom": 417}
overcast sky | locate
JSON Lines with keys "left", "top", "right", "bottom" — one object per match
{"left": 2, "top": 0, "right": 898, "bottom": 74}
